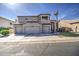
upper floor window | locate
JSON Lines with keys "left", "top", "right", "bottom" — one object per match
{"left": 42, "top": 16, "right": 48, "bottom": 20}
{"left": 10, "top": 22, "right": 12, "bottom": 25}
{"left": 25, "top": 18, "right": 28, "bottom": 20}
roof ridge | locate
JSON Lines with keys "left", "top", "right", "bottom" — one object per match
{"left": 0, "top": 16, "right": 14, "bottom": 22}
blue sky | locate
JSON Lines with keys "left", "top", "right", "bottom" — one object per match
{"left": 0, "top": 3, "right": 79, "bottom": 20}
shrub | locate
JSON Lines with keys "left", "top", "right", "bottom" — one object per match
{"left": 0, "top": 30, "right": 9, "bottom": 36}
{"left": 58, "top": 27, "right": 65, "bottom": 32}
{"left": 60, "top": 32, "right": 79, "bottom": 37}
{"left": 0, "top": 27, "right": 9, "bottom": 31}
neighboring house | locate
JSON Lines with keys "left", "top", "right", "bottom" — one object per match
{"left": 59, "top": 20, "right": 79, "bottom": 32}
{"left": 59, "top": 20, "right": 78, "bottom": 28}
{"left": 0, "top": 17, "right": 14, "bottom": 28}
{"left": 70, "top": 22, "right": 79, "bottom": 32}
{"left": 14, "top": 14, "right": 58, "bottom": 34}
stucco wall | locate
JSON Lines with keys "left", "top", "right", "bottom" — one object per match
{"left": 59, "top": 20, "right": 79, "bottom": 32}
{"left": 17, "top": 14, "right": 50, "bottom": 24}
{"left": 17, "top": 16, "right": 39, "bottom": 24}
{"left": 14, "top": 23, "right": 53, "bottom": 34}
{"left": 71, "top": 24, "right": 79, "bottom": 32}
{"left": 40, "top": 14, "right": 50, "bottom": 24}
{"left": 14, "top": 14, "right": 57, "bottom": 34}
{"left": 23, "top": 23, "right": 42, "bottom": 34}
{"left": 0, "top": 17, "right": 14, "bottom": 28}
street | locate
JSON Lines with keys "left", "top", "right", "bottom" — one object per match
{"left": 0, "top": 39, "right": 79, "bottom": 56}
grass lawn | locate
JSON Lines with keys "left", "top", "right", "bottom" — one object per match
{"left": 60, "top": 32, "right": 79, "bottom": 37}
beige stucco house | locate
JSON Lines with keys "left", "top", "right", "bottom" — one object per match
{"left": 59, "top": 20, "right": 79, "bottom": 32}
{"left": 70, "top": 22, "right": 79, "bottom": 32}
{"left": 14, "top": 14, "right": 58, "bottom": 34}
{"left": 0, "top": 17, "right": 14, "bottom": 28}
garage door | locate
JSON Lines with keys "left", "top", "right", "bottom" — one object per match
{"left": 15, "top": 25, "right": 23, "bottom": 34}
{"left": 43, "top": 25, "right": 50, "bottom": 33}
{"left": 24, "top": 26, "right": 40, "bottom": 34}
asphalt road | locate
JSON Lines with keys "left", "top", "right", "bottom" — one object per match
{"left": 0, "top": 41, "right": 79, "bottom": 56}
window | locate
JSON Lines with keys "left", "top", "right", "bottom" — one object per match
{"left": 42, "top": 16, "right": 48, "bottom": 20}
{"left": 25, "top": 18, "right": 28, "bottom": 20}
{"left": 10, "top": 22, "right": 12, "bottom": 25}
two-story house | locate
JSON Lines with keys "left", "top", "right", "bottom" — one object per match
{"left": 14, "top": 14, "right": 58, "bottom": 34}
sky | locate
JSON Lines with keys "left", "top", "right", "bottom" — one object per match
{"left": 0, "top": 3, "right": 79, "bottom": 20}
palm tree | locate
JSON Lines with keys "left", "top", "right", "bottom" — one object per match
{"left": 54, "top": 10, "right": 59, "bottom": 32}
{"left": 54, "top": 10, "right": 58, "bottom": 20}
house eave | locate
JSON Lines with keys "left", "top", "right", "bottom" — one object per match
{"left": 70, "top": 22, "right": 79, "bottom": 24}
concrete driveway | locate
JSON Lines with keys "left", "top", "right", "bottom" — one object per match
{"left": 0, "top": 34, "right": 79, "bottom": 56}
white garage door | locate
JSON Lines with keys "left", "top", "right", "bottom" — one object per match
{"left": 15, "top": 25, "right": 23, "bottom": 34}
{"left": 43, "top": 25, "right": 50, "bottom": 33}
{"left": 24, "top": 26, "right": 40, "bottom": 34}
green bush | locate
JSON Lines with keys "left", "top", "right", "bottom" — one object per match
{"left": 0, "top": 27, "right": 9, "bottom": 31}
{"left": 60, "top": 32, "right": 79, "bottom": 37}
{"left": 0, "top": 30, "right": 9, "bottom": 36}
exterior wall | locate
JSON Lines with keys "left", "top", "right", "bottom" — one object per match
{"left": 14, "top": 14, "right": 57, "bottom": 34}
{"left": 17, "top": 14, "right": 50, "bottom": 24}
{"left": 23, "top": 23, "right": 42, "bottom": 34}
{"left": 59, "top": 20, "right": 72, "bottom": 28}
{"left": 71, "top": 24, "right": 79, "bottom": 32}
{"left": 40, "top": 15, "right": 50, "bottom": 24}
{"left": 0, "top": 17, "right": 14, "bottom": 28}
{"left": 17, "top": 16, "right": 39, "bottom": 24}
{"left": 14, "top": 23, "right": 54, "bottom": 34}
{"left": 59, "top": 20, "right": 79, "bottom": 32}
{"left": 14, "top": 23, "right": 56, "bottom": 34}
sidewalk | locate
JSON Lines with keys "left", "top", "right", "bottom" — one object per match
{"left": 0, "top": 34, "right": 79, "bottom": 43}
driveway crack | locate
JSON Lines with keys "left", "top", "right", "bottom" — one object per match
{"left": 40, "top": 43, "right": 49, "bottom": 56}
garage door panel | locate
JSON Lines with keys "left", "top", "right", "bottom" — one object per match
{"left": 15, "top": 25, "right": 23, "bottom": 34}
{"left": 43, "top": 25, "right": 50, "bottom": 33}
{"left": 24, "top": 26, "right": 40, "bottom": 34}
